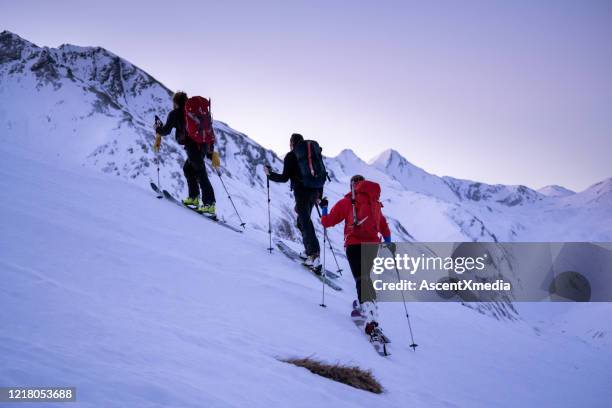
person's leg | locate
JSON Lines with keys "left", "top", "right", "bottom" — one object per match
{"left": 197, "top": 161, "right": 216, "bottom": 206}
{"left": 306, "top": 190, "right": 321, "bottom": 255}
{"left": 183, "top": 153, "right": 199, "bottom": 200}
{"left": 359, "top": 244, "right": 379, "bottom": 304}
{"left": 295, "top": 191, "right": 319, "bottom": 257}
{"left": 346, "top": 244, "right": 363, "bottom": 302}
{"left": 347, "top": 243, "right": 379, "bottom": 331}
{"left": 185, "top": 143, "right": 215, "bottom": 206}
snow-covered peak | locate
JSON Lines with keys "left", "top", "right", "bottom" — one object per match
{"left": 0, "top": 30, "right": 33, "bottom": 47}
{"left": 334, "top": 148, "right": 364, "bottom": 164}
{"left": 369, "top": 148, "right": 458, "bottom": 201}
{"left": 370, "top": 148, "right": 408, "bottom": 168}
{"left": 538, "top": 185, "right": 576, "bottom": 197}
{"left": 0, "top": 30, "right": 37, "bottom": 63}
{"left": 567, "top": 177, "right": 612, "bottom": 207}
{"left": 583, "top": 177, "right": 612, "bottom": 194}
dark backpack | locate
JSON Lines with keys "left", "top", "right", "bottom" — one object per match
{"left": 293, "top": 140, "right": 328, "bottom": 189}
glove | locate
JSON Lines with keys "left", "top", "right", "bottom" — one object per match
{"left": 154, "top": 115, "right": 163, "bottom": 132}
{"left": 383, "top": 238, "right": 396, "bottom": 255}
{"left": 319, "top": 197, "right": 329, "bottom": 216}
{"left": 211, "top": 151, "right": 221, "bottom": 169}
{"left": 153, "top": 133, "right": 162, "bottom": 152}
{"left": 264, "top": 165, "right": 271, "bottom": 177}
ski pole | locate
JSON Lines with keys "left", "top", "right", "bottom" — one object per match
{"left": 154, "top": 116, "right": 163, "bottom": 199}
{"left": 320, "top": 220, "right": 327, "bottom": 308}
{"left": 155, "top": 155, "right": 162, "bottom": 199}
{"left": 314, "top": 203, "right": 343, "bottom": 275}
{"left": 389, "top": 244, "right": 418, "bottom": 351}
{"left": 208, "top": 163, "right": 246, "bottom": 228}
{"left": 266, "top": 176, "right": 273, "bottom": 254}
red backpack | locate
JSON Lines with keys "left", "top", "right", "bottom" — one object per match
{"left": 184, "top": 96, "right": 215, "bottom": 145}
{"left": 348, "top": 180, "right": 383, "bottom": 237}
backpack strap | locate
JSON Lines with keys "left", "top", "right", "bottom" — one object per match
{"left": 307, "top": 141, "right": 316, "bottom": 177}
{"left": 350, "top": 181, "right": 358, "bottom": 226}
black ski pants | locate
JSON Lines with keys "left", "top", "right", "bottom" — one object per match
{"left": 346, "top": 244, "right": 378, "bottom": 304}
{"left": 183, "top": 141, "right": 216, "bottom": 205}
{"left": 294, "top": 188, "right": 321, "bottom": 257}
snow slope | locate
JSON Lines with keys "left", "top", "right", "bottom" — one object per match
{"left": 1, "top": 31, "right": 612, "bottom": 407}
{"left": 1, "top": 145, "right": 611, "bottom": 407}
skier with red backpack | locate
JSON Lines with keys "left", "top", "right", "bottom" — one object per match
{"left": 154, "top": 92, "right": 220, "bottom": 215}
{"left": 319, "top": 175, "right": 391, "bottom": 337}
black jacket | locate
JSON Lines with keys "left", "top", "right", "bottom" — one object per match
{"left": 157, "top": 108, "right": 186, "bottom": 144}
{"left": 269, "top": 151, "right": 321, "bottom": 195}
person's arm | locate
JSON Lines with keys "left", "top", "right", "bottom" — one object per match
{"left": 379, "top": 213, "right": 391, "bottom": 242}
{"left": 204, "top": 142, "right": 215, "bottom": 159}
{"left": 156, "top": 110, "right": 177, "bottom": 136}
{"left": 204, "top": 114, "right": 216, "bottom": 158}
{"left": 268, "top": 153, "right": 295, "bottom": 183}
{"left": 321, "top": 198, "right": 349, "bottom": 229}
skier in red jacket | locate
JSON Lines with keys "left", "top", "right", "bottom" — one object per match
{"left": 319, "top": 175, "right": 391, "bottom": 335}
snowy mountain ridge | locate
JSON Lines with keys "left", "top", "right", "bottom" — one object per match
{"left": 1, "top": 29, "right": 611, "bottom": 246}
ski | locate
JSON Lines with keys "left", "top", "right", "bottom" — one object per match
{"left": 351, "top": 302, "right": 391, "bottom": 357}
{"left": 162, "top": 189, "right": 243, "bottom": 233}
{"left": 150, "top": 183, "right": 243, "bottom": 233}
{"left": 275, "top": 240, "right": 341, "bottom": 280}
{"left": 275, "top": 239, "right": 342, "bottom": 281}
{"left": 274, "top": 240, "right": 343, "bottom": 291}
{"left": 151, "top": 182, "right": 163, "bottom": 199}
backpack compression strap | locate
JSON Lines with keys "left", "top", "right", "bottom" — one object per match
{"left": 350, "top": 182, "right": 371, "bottom": 227}
{"left": 186, "top": 111, "right": 206, "bottom": 134}
{"left": 350, "top": 182, "right": 360, "bottom": 226}
{"left": 307, "top": 142, "right": 316, "bottom": 177}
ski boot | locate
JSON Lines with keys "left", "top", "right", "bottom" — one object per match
{"left": 351, "top": 300, "right": 366, "bottom": 325}
{"left": 198, "top": 203, "right": 216, "bottom": 217}
{"left": 182, "top": 196, "right": 199, "bottom": 207}
{"left": 361, "top": 301, "right": 379, "bottom": 325}
{"left": 304, "top": 254, "right": 322, "bottom": 274}
{"left": 365, "top": 321, "right": 380, "bottom": 335}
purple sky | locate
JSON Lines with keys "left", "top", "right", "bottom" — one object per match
{"left": 2, "top": 0, "right": 611, "bottom": 191}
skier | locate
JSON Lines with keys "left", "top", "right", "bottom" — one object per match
{"left": 319, "top": 175, "right": 391, "bottom": 336}
{"left": 264, "top": 133, "right": 325, "bottom": 269}
{"left": 153, "top": 92, "right": 220, "bottom": 215}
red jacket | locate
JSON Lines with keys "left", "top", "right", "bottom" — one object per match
{"left": 321, "top": 181, "right": 391, "bottom": 247}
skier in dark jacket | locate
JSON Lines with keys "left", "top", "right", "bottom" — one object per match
{"left": 265, "top": 133, "right": 322, "bottom": 269}
{"left": 320, "top": 174, "right": 391, "bottom": 335}
{"left": 153, "top": 91, "right": 218, "bottom": 215}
